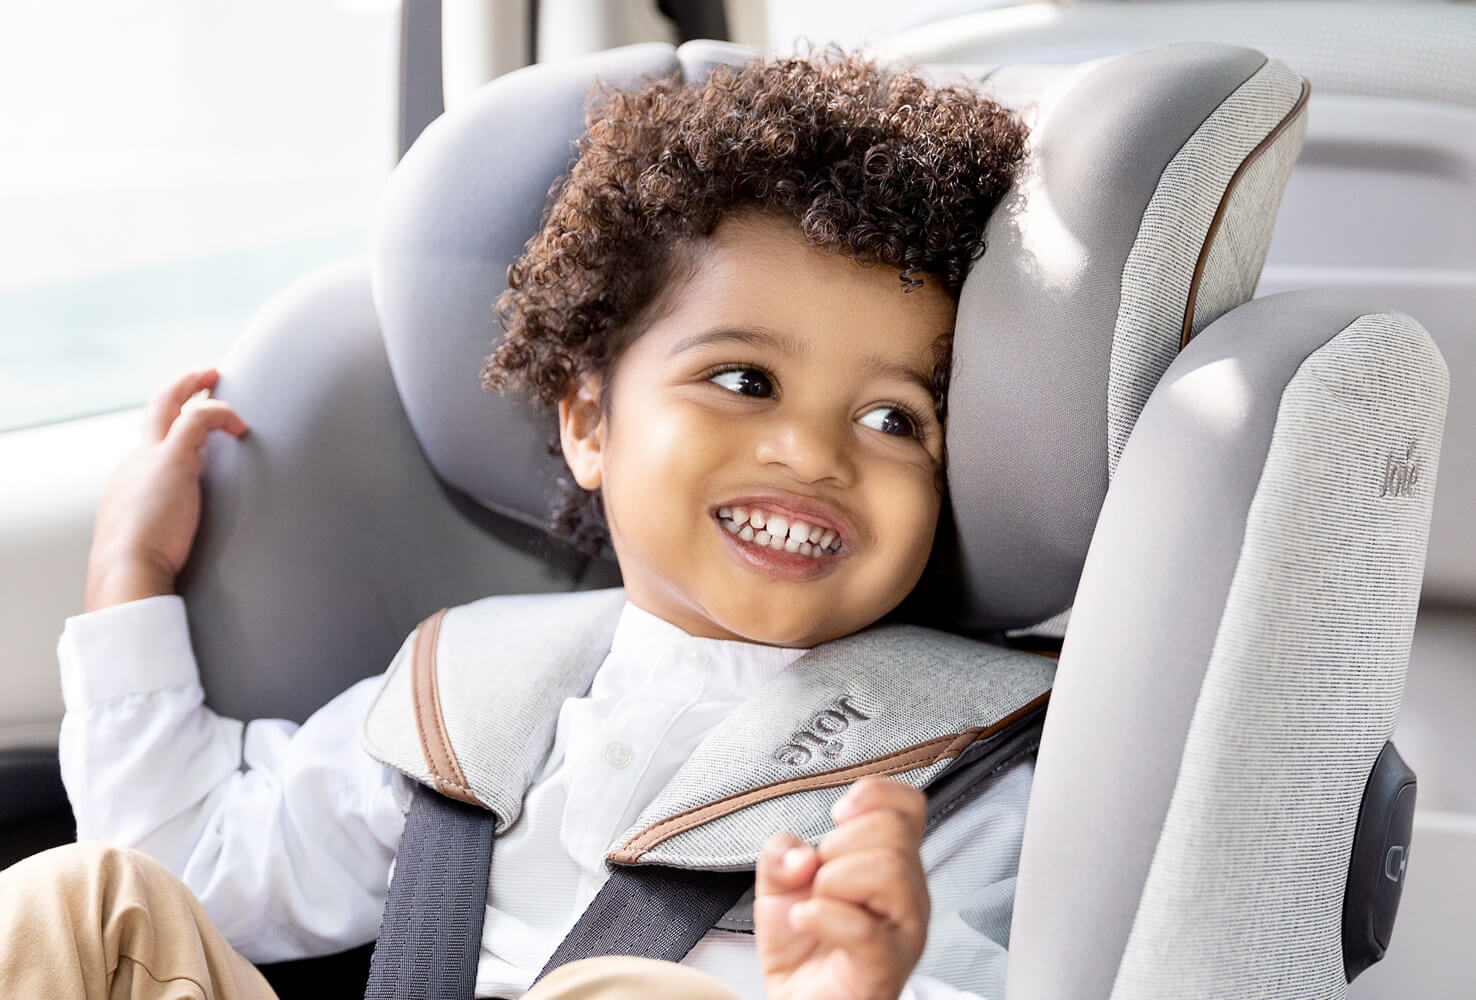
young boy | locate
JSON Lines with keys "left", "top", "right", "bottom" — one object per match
{"left": 3, "top": 49, "right": 1029, "bottom": 1000}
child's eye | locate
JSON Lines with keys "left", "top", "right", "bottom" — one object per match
{"left": 858, "top": 405, "right": 919, "bottom": 438}
{"left": 708, "top": 367, "right": 774, "bottom": 397}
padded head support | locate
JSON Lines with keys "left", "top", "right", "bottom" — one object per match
{"left": 949, "top": 46, "right": 1306, "bottom": 628}
{"left": 371, "top": 40, "right": 751, "bottom": 526}
{"left": 371, "top": 40, "right": 1307, "bottom": 632}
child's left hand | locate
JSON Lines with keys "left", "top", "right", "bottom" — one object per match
{"left": 754, "top": 776, "right": 930, "bottom": 1000}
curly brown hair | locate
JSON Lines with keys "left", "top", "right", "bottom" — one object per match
{"left": 481, "top": 47, "right": 1028, "bottom": 555}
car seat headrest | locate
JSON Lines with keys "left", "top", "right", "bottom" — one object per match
{"left": 371, "top": 40, "right": 1308, "bottom": 633}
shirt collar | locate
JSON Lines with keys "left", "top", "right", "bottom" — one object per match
{"left": 598, "top": 600, "right": 809, "bottom": 702}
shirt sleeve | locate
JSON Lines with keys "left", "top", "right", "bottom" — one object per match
{"left": 898, "top": 754, "right": 1036, "bottom": 1000}
{"left": 56, "top": 595, "right": 411, "bottom": 964}
{"left": 898, "top": 978, "right": 988, "bottom": 1000}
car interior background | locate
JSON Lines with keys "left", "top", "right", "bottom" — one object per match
{"left": 2, "top": 2, "right": 1471, "bottom": 999}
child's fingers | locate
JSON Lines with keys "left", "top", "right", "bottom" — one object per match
{"left": 162, "top": 399, "right": 249, "bottom": 454}
{"left": 756, "top": 832, "right": 817, "bottom": 897}
{"left": 830, "top": 777, "right": 927, "bottom": 839}
{"left": 816, "top": 806, "right": 919, "bottom": 863}
{"left": 145, "top": 369, "right": 220, "bottom": 441}
{"left": 810, "top": 847, "right": 930, "bottom": 929}
{"left": 788, "top": 896, "right": 885, "bottom": 949}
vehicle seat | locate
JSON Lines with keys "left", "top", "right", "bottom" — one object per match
{"left": 175, "top": 40, "right": 1447, "bottom": 999}
{"left": 878, "top": 9, "right": 1476, "bottom": 995}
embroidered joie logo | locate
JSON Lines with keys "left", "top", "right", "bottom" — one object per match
{"left": 1377, "top": 442, "right": 1421, "bottom": 499}
{"left": 774, "top": 695, "right": 871, "bottom": 767}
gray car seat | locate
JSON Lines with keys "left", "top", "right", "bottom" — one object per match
{"left": 878, "top": 9, "right": 1476, "bottom": 996}
{"left": 177, "top": 39, "right": 1448, "bottom": 999}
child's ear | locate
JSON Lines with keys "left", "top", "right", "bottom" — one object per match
{"left": 557, "top": 373, "right": 606, "bottom": 490}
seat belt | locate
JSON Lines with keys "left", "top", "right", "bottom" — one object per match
{"left": 534, "top": 864, "right": 753, "bottom": 982}
{"left": 363, "top": 702, "right": 1046, "bottom": 999}
{"left": 360, "top": 784, "right": 749, "bottom": 1000}
{"left": 364, "top": 788, "right": 495, "bottom": 999}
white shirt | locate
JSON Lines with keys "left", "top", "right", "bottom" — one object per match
{"left": 57, "top": 596, "right": 1031, "bottom": 999}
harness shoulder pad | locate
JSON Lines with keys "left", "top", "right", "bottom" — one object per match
{"left": 360, "top": 587, "right": 627, "bottom": 830}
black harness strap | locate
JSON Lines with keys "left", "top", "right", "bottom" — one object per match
{"left": 533, "top": 865, "right": 753, "bottom": 984}
{"left": 923, "top": 701, "right": 1047, "bottom": 833}
{"left": 365, "top": 786, "right": 496, "bottom": 999}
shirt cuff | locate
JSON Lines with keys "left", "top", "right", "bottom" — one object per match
{"left": 900, "top": 974, "right": 988, "bottom": 1000}
{"left": 58, "top": 595, "right": 202, "bottom": 709}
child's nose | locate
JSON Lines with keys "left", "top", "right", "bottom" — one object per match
{"left": 753, "top": 417, "right": 856, "bottom": 487}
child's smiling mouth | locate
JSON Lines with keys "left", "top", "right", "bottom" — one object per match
{"left": 717, "top": 505, "right": 843, "bottom": 557}
{"left": 710, "top": 496, "right": 852, "bottom": 582}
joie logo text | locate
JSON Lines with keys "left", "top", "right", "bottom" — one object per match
{"left": 774, "top": 696, "right": 871, "bottom": 767}
{"left": 1377, "top": 442, "right": 1421, "bottom": 499}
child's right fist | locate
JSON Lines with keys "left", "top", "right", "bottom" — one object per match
{"left": 754, "top": 777, "right": 931, "bottom": 1000}
{"left": 84, "top": 368, "right": 248, "bottom": 611}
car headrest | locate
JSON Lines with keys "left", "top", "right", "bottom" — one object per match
{"left": 371, "top": 40, "right": 1308, "bottom": 633}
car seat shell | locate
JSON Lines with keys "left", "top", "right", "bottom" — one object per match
{"left": 168, "top": 39, "right": 1446, "bottom": 997}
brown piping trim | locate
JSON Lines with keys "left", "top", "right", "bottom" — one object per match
{"left": 607, "top": 689, "right": 1052, "bottom": 864}
{"left": 1180, "top": 76, "right": 1311, "bottom": 350}
{"left": 410, "top": 607, "right": 484, "bottom": 808}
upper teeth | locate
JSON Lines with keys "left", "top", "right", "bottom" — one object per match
{"left": 717, "top": 506, "right": 841, "bottom": 556}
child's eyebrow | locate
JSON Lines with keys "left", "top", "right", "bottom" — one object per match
{"left": 671, "top": 325, "right": 940, "bottom": 405}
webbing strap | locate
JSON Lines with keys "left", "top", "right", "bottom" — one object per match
{"left": 923, "top": 700, "right": 1047, "bottom": 832}
{"left": 533, "top": 865, "right": 753, "bottom": 984}
{"left": 364, "top": 785, "right": 495, "bottom": 1000}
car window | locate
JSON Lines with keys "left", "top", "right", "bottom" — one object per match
{"left": 0, "top": 0, "right": 400, "bottom": 432}
{"left": 766, "top": 0, "right": 1030, "bottom": 50}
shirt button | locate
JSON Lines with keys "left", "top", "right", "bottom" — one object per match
{"left": 604, "top": 741, "right": 633, "bottom": 769}
{"left": 688, "top": 649, "right": 711, "bottom": 667}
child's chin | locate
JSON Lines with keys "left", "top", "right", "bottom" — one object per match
{"left": 717, "top": 606, "right": 835, "bottom": 648}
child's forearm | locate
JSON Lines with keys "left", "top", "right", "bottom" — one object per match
{"left": 57, "top": 599, "right": 405, "bottom": 963}
{"left": 59, "top": 597, "right": 235, "bottom": 867}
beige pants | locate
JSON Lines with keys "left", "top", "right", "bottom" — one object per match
{"left": 0, "top": 842, "right": 739, "bottom": 1000}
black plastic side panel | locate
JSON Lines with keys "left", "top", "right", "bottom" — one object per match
{"left": 0, "top": 749, "right": 75, "bottom": 870}
{"left": 1343, "top": 741, "right": 1417, "bottom": 981}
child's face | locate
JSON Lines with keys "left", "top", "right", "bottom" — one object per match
{"left": 558, "top": 213, "right": 955, "bottom": 647}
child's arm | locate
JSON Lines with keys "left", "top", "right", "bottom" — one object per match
{"left": 58, "top": 370, "right": 408, "bottom": 962}
{"left": 755, "top": 776, "right": 931, "bottom": 1000}
{"left": 58, "top": 641, "right": 407, "bottom": 961}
